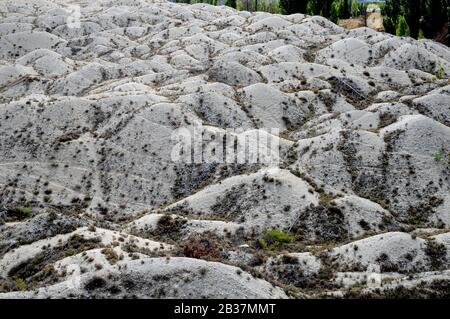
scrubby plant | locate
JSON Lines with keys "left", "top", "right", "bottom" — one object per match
{"left": 19, "top": 207, "right": 32, "bottom": 218}
{"left": 182, "top": 236, "right": 222, "bottom": 260}
{"left": 3, "top": 207, "right": 33, "bottom": 222}
{"left": 418, "top": 29, "right": 425, "bottom": 40}
{"left": 257, "top": 238, "right": 269, "bottom": 250}
{"left": 257, "top": 229, "right": 294, "bottom": 250}
{"left": 152, "top": 215, "right": 187, "bottom": 241}
{"left": 425, "top": 239, "right": 447, "bottom": 271}
{"left": 437, "top": 65, "right": 444, "bottom": 80}
{"left": 266, "top": 229, "right": 294, "bottom": 243}
{"left": 12, "top": 276, "right": 26, "bottom": 291}
{"left": 435, "top": 147, "right": 445, "bottom": 162}
{"left": 84, "top": 276, "right": 107, "bottom": 291}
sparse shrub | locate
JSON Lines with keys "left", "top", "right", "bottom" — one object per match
{"left": 257, "top": 238, "right": 269, "bottom": 250}
{"left": 84, "top": 276, "right": 107, "bottom": 290}
{"left": 12, "top": 276, "right": 26, "bottom": 291}
{"left": 4, "top": 207, "right": 33, "bottom": 222}
{"left": 248, "top": 253, "right": 266, "bottom": 266}
{"left": 182, "top": 236, "right": 221, "bottom": 260}
{"left": 425, "top": 239, "right": 447, "bottom": 271}
{"left": 18, "top": 207, "right": 32, "bottom": 217}
{"left": 101, "top": 248, "right": 119, "bottom": 264}
{"left": 152, "top": 215, "right": 187, "bottom": 241}
{"left": 437, "top": 65, "right": 444, "bottom": 80}
{"left": 266, "top": 229, "right": 294, "bottom": 244}
{"left": 435, "top": 147, "right": 445, "bottom": 162}
{"left": 418, "top": 29, "right": 425, "bottom": 40}
{"left": 281, "top": 254, "right": 299, "bottom": 264}
{"left": 358, "top": 219, "right": 371, "bottom": 231}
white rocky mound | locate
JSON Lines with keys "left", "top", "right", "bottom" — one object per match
{"left": 0, "top": 0, "right": 450, "bottom": 299}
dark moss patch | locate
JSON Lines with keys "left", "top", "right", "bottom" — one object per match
{"left": 425, "top": 239, "right": 447, "bottom": 271}
{"left": 84, "top": 276, "right": 107, "bottom": 291}
{"left": 152, "top": 215, "right": 187, "bottom": 242}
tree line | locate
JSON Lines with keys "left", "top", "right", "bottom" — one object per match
{"left": 174, "top": 0, "right": 365, "bottom": 18}
{"left": 382, "top": 0, "right": 449, "bottom": 43}
{"left": 174, "top": 0, "right": 449, "bottom": 44}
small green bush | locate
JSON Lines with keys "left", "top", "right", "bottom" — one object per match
{"left": 258, "top": 229, "right": 294, "bottom": 250}
{"left": 435, "top": 148, "right": 445, "bottom": 162}
{"left": 257, "top": 238, "right": 268, "bottom": 250}
{"left": 12, "top": 276, "right": 26, "bottom": 291}
{"left": 266, "top": 229, "right": 294, "bottom": 243}
{"left": 18, "top": 207, "right": 32, "bottom": 217}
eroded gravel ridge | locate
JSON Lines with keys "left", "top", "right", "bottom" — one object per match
{"left": 0, "top": 0, "right": 450, "bottom": 298}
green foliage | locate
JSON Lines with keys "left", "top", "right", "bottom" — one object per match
{"left": 338, "top": 0, "right": 350, "bottom": 19}
{"left": 437, "top": 65, "right": 444, "bottom": 80}
{"left": 435, "top": 150, "right": 443, "bottom": 161}
{"left": 266, "top": 229, "right": 294, "bottom": 243}
{"left": 329, "top": 0, "right": 340, "bottom": 23}
{"left": 225, "top": 0, "right": 237, "bottom": 8}
{"left": 177, "top": 0, "right": 448, "bottom": 46}
{"left": 258, "top": 229, "right": 294, "bottom": 250}
{"left": 418, "top": 29, "right": 425, "bottom": 40}
{"left": 435, "top": 147, "right": 446, "bottom": 162}
{"left": 383, "top": 0, "right": 449, "bottom": 45}
{"left": 306, "top": 0, "right": 315, "bottom": 15}
{"left": 350, "top": 0, "right": 359, "bottom": 17}
{"left": 257, "top": 238, "right": 269, "bottom": 250}
{"left": 396, "top": 15, "right": 411, "bottom": 37}
{"left": 179, "top": 0, "right": 370, "bottom": 21}
{"left": 18, "top": 207, "right": 32, "bottom": 218}
{"left": 12, "top": 276, "right": 26, "bottom": 291}
{"left": 279, "top": 0, "right": 308, "bottom": 14}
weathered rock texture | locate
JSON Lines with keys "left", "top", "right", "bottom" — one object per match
{"left": 0, "top": 0, "right": 450, "bottom": 299}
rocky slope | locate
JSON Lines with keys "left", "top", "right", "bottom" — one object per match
{"left": 0, "top": 0, "right": 450, "bottom": 298}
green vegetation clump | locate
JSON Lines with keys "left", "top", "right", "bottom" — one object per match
{"left": 12, "top": 276, "right": 26, "bottom": 291}
{"left": 434, "top": 147, "right": 448, "bottom": 163}
{"left": 258, "top": 229, "right": 294, "bottom": 250}
{"left": 395, "top": 15, "right": 410, "bottom": 37}
{"left": 383, "top": 0, "right": 449, "bottom": 45}
{"left": 3, "top": 207, "right": 34, "bottom": 222}
{"left": 435, "top": 149, "right": 444, "bottom": 162}
{"left": 18, "top": 207, "right": 32, "bottom": 218}
{"left": 437, "top": 65, "right": 444, "bottom": 80}
{"left": 418, "top": 29, "right": 425, "bottom": 40}
{"left": 425, "top": 239, "right": 447, "bottom": 271}
{"left": 257, "top": 238, "right": 269, "bottom": 250}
